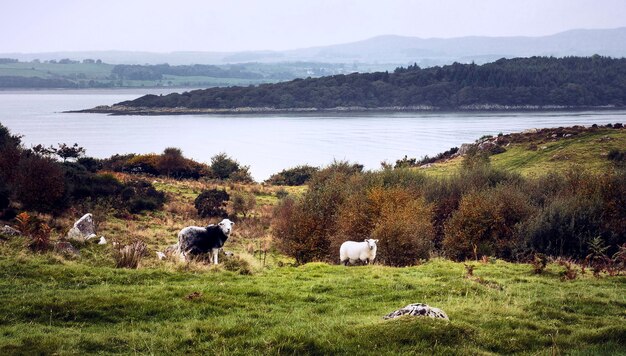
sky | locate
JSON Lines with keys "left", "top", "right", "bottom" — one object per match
{"left": 2, "top": 0, "right": 626, "bottom": 53}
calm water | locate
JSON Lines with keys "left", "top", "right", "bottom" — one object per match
{"left": 1, "top": 89, "right": 626, "bottom": 181}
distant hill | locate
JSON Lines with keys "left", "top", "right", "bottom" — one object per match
{"left": 91, "top": 56, "right": 626, "bottom": 114}
{"left": 3, "top": 27, "right": 626, "bottom": 66}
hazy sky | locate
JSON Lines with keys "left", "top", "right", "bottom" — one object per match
{"left": 3, "top": 0, "right": 626, "bottom": 53}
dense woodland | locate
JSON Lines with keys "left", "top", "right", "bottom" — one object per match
{"left": 120, "top": 56, "right": 626, "bottom": 109}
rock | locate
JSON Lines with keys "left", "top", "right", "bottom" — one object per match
{"left": 54, "top": 241, "right": 80, "bottom": 258}
{"left": 383, "top": 303, "right": 449, "bottom": 321}
{"left": 67, "top": 213, "right": 96, "bottom": 242}
{"left": 478, "top": 140, "right": 497, "bottom": 151}
{"left": 457, "top": 143, "right": 475, "bottom": 156}
{"left": 522, "top": 128, "right": 539, "bottom": 134}
{"left": 1, "top": 225, "right": 21, "bottom": 237}
{"left": 98, "top": 236, "right": 107, "bottom": 245}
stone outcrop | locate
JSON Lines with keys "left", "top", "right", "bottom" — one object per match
{"left": 67, "top": 213, "right": 97, "bottom": 242}
{"left": 383, "top": 303, "right": 449, "bottom": 320}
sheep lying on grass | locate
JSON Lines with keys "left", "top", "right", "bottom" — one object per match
{"left": 176, "top": 219, "right": 234, "bottom": 264}
{"left": 340, "top": 239, "right": 378, "bottom": 265}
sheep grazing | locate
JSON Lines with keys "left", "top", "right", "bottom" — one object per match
{"left": 339, "top": 239, "right": 379, "bottom": 265}
{"left": 177, "top": 219, "right": 234, "bottom": 264}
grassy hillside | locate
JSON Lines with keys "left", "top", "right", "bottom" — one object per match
{"left": 423, "top": 126, "right": 626, "bottom": 177}
{"left": 1, "top": 174, "right": 625, "bottom": 354}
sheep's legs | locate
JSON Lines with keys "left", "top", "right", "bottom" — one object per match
{"left": 213, "top": 248, "right": 219, "bottom": 264}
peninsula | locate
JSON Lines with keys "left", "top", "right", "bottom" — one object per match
{"left": 76, "top": 56, "right": 626, "bottom": 115}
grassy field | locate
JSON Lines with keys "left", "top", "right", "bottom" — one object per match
{"left": 422, "top": 127, "right": 626, "bottom": 177}
{"left": 1, "top": 247, "right": 624, "bottom": 355}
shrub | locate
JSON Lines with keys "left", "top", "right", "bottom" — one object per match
{"left": 531, "top": 253, "right": 548, "bottom": 274}
{"left": 76, "top": 156, "right": 101, "bottom": 173}
{"left": 157, "top": 147, "right": 189, "bottom": 178}
{"left": 15, "top": 212, "right": 51, "bottom": 252}
{"left": 607, "top": 149, "right": 624, "bottom": 162}
{"left": 368, "top": 188, "right": 435, "bottom": 266}
{"left": 265, "top": 165, "right": 319, "bottom": 186}
{"left": 210, "top": 153, "right": 249, "bottom": 181}
{"left": 272, "top": 162, "right": 358, "bottom": 264}
{"left": 517, "top": 195, "right": 604, "bottom": 259}
{"left": 14, "top": 154, "right": 66, "bottom": 213}
{"left": 195, "top": 189, "right": 229, "bottom": 217}
{"left": 222, "top": 255, "right": 253, "bottom": 275}
{"left": 231, "top": 191, "right": 256, "bottom": 218}
{"left": 113, "top": 240, "right": 147, "bottom": 269}
{"left": 121, "top": 181, "right": 166, "bottom": 214}
{"left": 444, "top": 184, "right": 533, "bottom": 261}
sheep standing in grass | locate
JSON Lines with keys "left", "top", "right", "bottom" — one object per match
{"left": 340, "top": 239, "right": 379, "bottom": 265}
{"left": 176, "top": 219, "right": 234, "bottom": 264}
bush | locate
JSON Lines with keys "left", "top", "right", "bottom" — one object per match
{"left": 273, "top": 162, "right": 358, "bottom": 264}
{"left": 222, "top": 255, "right": 253, "bottom": 275}
{"left": 209, "top": 153, "right": 252, "bottom": 181}
{"left": 15, "top": 212, "right": 51, "bottom": 252}
{"left": 265, "top": 165, "right": 319, "bottom": 186}
{"left": 121, "top": 181, "right": 166, "bottom": 214}
{"left": 195, "top": 189, "right": 229, "bottom": 217}
{"left": 14, "top": 154, "right": 66, "bottom": 213}
{"left": 516, "top": 195, "right": 604, "bottom": 259}
{"left": 444, "top": 184, "right": 534, "bottom": 261}
{"left": 368, "top": 188, "right": 435, "bottom": 266}
{"left": 231, "top": 191, "right": 256, "bottom": 218}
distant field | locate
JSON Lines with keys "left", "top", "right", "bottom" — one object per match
{"left": 0, "top": 61, "right": 360, "bottom": 88}
{"left": 422, "top": 127, "right": 626, "bottom": 177}
{"left": 0, "top": 62, "right": 113, "bottom": 78}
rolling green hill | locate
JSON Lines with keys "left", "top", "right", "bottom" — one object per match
{"left": 421, "top": 125, "right": 626, "bottom": 177}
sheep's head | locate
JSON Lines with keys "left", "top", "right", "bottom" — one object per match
{"left": 364, "top": 239, "right": 379, "bottom": 250}
{"left": 218, "top": 219, "right": 235, "bottom": 235}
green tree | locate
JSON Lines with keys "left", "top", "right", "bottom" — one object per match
{"left": 55, "top": 143, "right": 85, "bottom": 162}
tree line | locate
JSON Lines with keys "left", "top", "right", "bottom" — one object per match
{"left": 110, "top": 64, "right": 264, "bottom": 81}
{"left": 120, "top": 56, "right": 626, "bottom": 109}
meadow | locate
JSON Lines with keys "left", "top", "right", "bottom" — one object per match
{"left": 1, "top": 244, "right": 625, "bottom": 355}
{"left": 1, "top": 124, "right": 625, "bottom": 354}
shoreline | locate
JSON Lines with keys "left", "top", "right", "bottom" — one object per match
{"left": 67, "top": 104, "right": 625, "bottom": 116}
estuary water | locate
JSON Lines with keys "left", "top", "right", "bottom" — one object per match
{"left": 1, "top": 89, "right": 625, "bottom": 181}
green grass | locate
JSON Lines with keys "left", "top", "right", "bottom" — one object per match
{"left": 422, "top": 128, "right": 626, "bottom": 177}
{"left": 1, "top": 243, "right": 624, "bottom": 355}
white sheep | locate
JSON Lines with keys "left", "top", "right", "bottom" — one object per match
{"left": 339, "top": 239, "right": 379, "bottom": 265}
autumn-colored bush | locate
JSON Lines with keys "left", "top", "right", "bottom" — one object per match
{"left": 272, "top": 162, "right": 357, "bottom": 264}
{"left": 368, "top": 188, "right": 434, "bottom": 266}
{"left": 15, "top": 212, "right": 52, "bottom": 252}
{"left": 444, "top": 183, "right": 534, "bottom": 261}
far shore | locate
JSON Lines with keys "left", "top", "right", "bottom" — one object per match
{"left": 67, "top": 104, "right": 624, "bottom": 116}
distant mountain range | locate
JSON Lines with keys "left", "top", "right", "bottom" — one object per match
{"left": 3, "top": 27, "right": 626, "bottom": 66}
